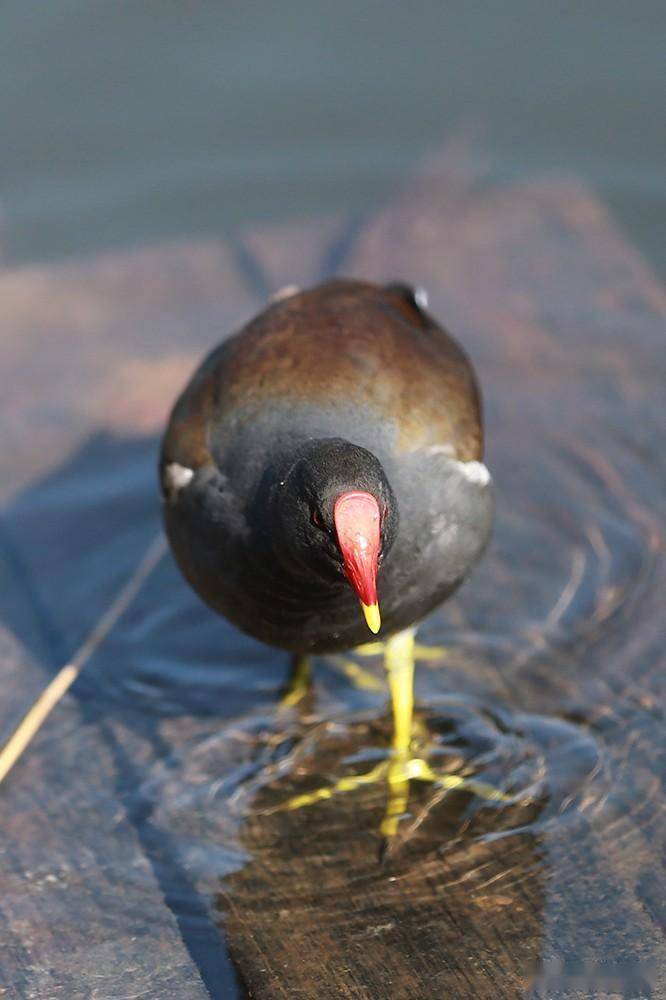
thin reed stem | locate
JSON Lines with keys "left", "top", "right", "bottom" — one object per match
{"left": 0, "top": 532, "right": 167, "bottom": 786}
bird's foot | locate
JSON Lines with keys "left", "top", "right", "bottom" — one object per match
{"left": 273, "top": 632, "right": 508, "bottom": 847}
{"left": 267, "top": 739, "right": 510, "bottom": 848}
{"left": 379, "top": 751, "right": 509, "bottom": 845}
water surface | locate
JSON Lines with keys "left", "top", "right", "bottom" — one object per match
{"left": 1, "top": 2, "right": 664, "bottom": 276}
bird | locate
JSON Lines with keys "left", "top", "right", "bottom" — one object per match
{"left": 160, "top": 279, "right": 494, "bottom": 837}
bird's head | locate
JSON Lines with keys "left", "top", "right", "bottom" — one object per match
{"left": 272, "top": 438, "right": 398, "bottom": 634}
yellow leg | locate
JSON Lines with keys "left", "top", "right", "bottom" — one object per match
{"left": 384, "top": 629, "right": 416, "bottom": 754}
{"left": 381, "top": 629, "right": 416, "bottom": 837}
{"left": 279, "top": 654, "right": 312, "bottom": 708}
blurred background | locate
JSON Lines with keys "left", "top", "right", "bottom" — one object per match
{"left": 2, "top": 0, "right": 664, "bottom": 276}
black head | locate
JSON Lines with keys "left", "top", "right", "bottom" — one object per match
{"left": 269, "top": 439, "right": 398, "bottom": 625}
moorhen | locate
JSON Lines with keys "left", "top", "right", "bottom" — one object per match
{"left": 160, "top": 279, "right": 493, "bottom": 830}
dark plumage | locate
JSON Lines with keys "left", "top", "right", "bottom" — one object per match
{"left": 160, "top": 279, "right": 493, "bottom": 654}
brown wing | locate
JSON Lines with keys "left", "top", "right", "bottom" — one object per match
{"left": 161, "top": 279, "right": 483, "bottom": 476}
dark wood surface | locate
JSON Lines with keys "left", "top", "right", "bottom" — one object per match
{"left": 0, "top": 149, "right": 664, "bottom": 997}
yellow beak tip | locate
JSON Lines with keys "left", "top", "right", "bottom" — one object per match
{"left": 361, "top": 603, "right": 381, "bottom": 634}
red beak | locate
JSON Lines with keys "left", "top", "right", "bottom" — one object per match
{"left": 333, "top": 491, "right": 382, "bottom": 634}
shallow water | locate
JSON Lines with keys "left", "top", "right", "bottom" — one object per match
{"left": 1, "top": 2, "right": 665, "bottom": 279}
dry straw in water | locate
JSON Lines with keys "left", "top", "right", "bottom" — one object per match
{"left": 0, "top": 533, "right": 167, "bottom": 785}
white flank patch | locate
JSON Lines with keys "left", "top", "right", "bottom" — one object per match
{"left": 164, "top": 462, "right": 194, "bottom": 499}
{"left": 414, "top": 285, "right": 429, "bottom": 310}
{"left": 271, "top": 284, "right": 300, "bottom": 303}
{"left": 456, "top": 460, "right": 491, "bottom": 486}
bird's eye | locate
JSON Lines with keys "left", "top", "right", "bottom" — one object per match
{"left": 310, "top": 508, "right": 325, "bottom": 530}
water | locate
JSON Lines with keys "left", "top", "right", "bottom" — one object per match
{"left": 1, "top": 2, "right": 665, "bottom": 278}
{"left": 1, "top": 4, "right": 665, "bottom": 996}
